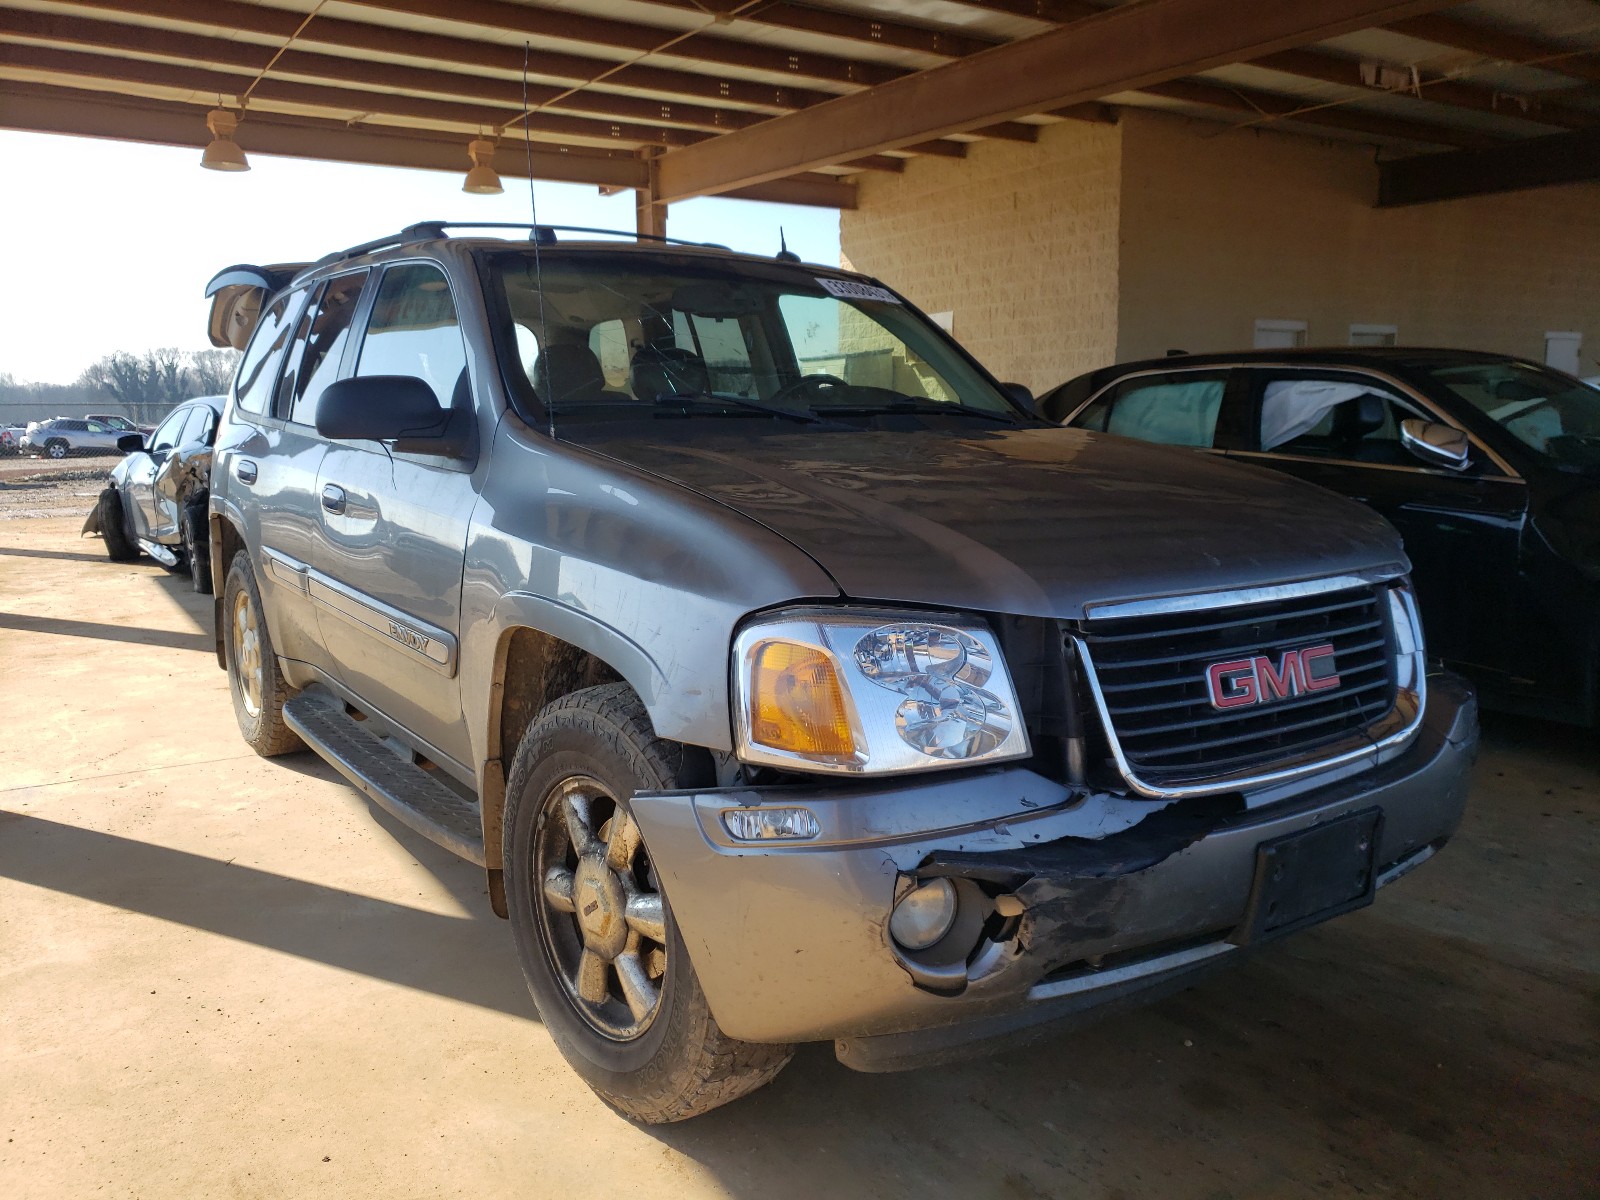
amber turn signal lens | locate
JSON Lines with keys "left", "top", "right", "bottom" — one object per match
{"left": 749, "top": 642, "right": 856, "bottom": 758}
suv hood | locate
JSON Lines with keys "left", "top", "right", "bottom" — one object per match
{"left": 576, "top": 424, "right": 1408, "bottom": 619}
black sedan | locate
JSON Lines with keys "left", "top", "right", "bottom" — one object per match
{"left": 1041, "top": 348, "right": 1600, "bottom": 727}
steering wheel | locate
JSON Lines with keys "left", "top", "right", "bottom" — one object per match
{"left": 769, "top": 373, "right": 850, "bottom": 407}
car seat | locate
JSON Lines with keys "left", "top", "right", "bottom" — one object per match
{"left": 631, "top": 345, "right": 711, "bottom": 403}
{"left": 533, "top": 344, "right": 611, "bottom": 408}
{"left": 1331, "top": 393, "right": 1388, "bottom": 458}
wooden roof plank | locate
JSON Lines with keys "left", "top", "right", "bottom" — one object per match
{"left": 654, "top": 0, "right": 1460, "bottom": 201}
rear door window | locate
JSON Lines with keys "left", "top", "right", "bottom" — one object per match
{"left": 284, "top": 270, "right": 370, "bottom": 426}
{"left": 1075, "top": 371, "right": 1232, "bottom": 448}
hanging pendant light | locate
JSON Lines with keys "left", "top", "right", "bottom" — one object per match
{"left": 463, "top": 137, "right": 504, "bottom": 194}
{"left": 201, "top": 108, "right": 250, "bottom": 172}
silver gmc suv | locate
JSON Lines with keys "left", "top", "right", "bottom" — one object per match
{"left": 204, "top": 223, "right": 1477, "bottom": 1123}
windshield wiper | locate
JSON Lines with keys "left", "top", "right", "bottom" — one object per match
{"left": 818, "top": 399, "right": 1021, "bottom": 423}
{"left": 653, "top": 391, "right": 824, "bottom": 424}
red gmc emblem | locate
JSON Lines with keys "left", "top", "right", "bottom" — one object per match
{"left": 1205, "top": 644, "right": 1340, "bottom": 710}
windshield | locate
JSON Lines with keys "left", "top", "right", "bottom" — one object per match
{"left": 484, "top": 251, "right": 1018, "bottom": 428}
{"left": 1415, "top": 360, "right": 1600, "bottom": 471}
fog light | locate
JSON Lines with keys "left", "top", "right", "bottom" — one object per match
{"left": 889, "top": 878, "right": 958, "bottom": 951}
{"left": 721, "top": 806, "right": 820, "bottom": 841}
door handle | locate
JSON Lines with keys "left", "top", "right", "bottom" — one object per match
{"left": 235, "top": 459, "right": 258, "bottom": 485}
{"left": 321, "top": 484, "right": 347, "bottom": 515}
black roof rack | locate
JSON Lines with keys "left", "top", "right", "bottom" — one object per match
{"left": 322, "top": 221, "right": 733, "bottom": 263}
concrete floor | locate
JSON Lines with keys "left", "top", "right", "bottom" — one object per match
{"left": 2, "top": 512, "right": 1596, "bottom": 1200}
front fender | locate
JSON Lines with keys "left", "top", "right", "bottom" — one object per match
{"left": 457, "top": 415, "right": 841, "bottom": 775}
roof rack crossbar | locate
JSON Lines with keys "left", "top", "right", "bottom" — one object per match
{"left": 387, "top": 221, "right": 728, "bottom": 251}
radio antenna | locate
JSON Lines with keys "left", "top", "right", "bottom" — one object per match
{"left": 521, "top": 40, "right": 554, "bottom": 439}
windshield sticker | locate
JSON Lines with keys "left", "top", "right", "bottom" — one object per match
{"left": 816, "top": 277, "right": 901, "bottom": 304}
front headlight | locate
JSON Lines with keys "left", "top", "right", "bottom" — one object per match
{"left": 732, "top": 608, "right": 1031, "bottom": 775}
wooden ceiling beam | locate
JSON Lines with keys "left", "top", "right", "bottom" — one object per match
{"left": 343, "top": 0, "right": 903, "bottom": 89}
{"left": 0, "top": 79, "right": 651, "bottom": 187}
{"left": 1252, "top": 47, "right": 1596, "bottom": 130}
{"left": 653, "top": 0, "right": 1461, "bottom": 202}
{"left": 617, "top": 0, "right": 1561, "bottom": 146}
{"left": 1141, "top": 77, "right": 1502, "bottom": 149}
{"left": 664, "top": 0, "right": 1000, "bottom": 59}
{"left": 44, "top": 0, "right": 832, "bottom": 112}
{"left": 1384, "top": 13, "right": 1600, "bottom": 87}
{"left": 0, "top": 78, "right": 858, "bottom": 206}
{"left": 0, "top": 8, "right": 799, "bottom": 132}
{"left": 725, "top": 172, "right": 859, "bottom": 208}
{"left": 917, "top": 0, "right": 1098, "bottom": 23}
{"left": 354, "top": 0, "right": 1069, "bottom": 143}
{"left": 902, "top": 140, "right": 967, "bottom": 159}
{"left": 33, "top": 2, "right": 985, "bottom": 160}
{"left": 0, "top": 42, "right": 716, "bottom": 147}
{"left": 1378, "top": 125, "right": 1600, "bottom": 205}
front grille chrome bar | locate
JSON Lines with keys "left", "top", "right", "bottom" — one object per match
{"left": 1074, "top": 581, "right": 1427, "bottom": 801}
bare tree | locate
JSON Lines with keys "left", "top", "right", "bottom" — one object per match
{"left": 77, "top": 348, "right": 240, "bottom": 423}
{"left": 187, "top": 348, "right": 240, "bottom": 395}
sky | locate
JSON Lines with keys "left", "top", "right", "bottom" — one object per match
{"left": 0, "top": 130, "right": 842, "bottom": 385}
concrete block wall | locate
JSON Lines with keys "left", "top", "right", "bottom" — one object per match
{"left": 841, "top": 106, "right": 1600, "bottom": 390}
{"left": 1116, "top": 109, "right": 1600, "bottom": 371}
{"left": 839, "top": 118, "right": 1122, "bottom": 394}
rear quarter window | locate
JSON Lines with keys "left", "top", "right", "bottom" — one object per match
{"left": 1076, "top": 373, "right": 1230, "bottom": 448}
{"left": 234, "top": 290, "right": 306, "bottom": 416}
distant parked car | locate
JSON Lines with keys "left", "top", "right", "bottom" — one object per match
{"left": 1041, "top": 347, "right": 1600, "bottom": 727}
{"left": 0, "top": 427, "right": 21, "bottom": 456}
{"left": 86, "top": 413, "right": 156, "bottom": 436}
{"left": 19, "top": 417, "right": 126, "bottom": 459}
{"left": 83, "top": 395, "right": 224, "bottom": 592}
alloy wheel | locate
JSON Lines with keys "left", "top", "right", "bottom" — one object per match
{"left": 534, "top": 775, "right": 668, "bottom": 1041}
{"left": 231, "top": 589, "right": 264, "bottom": 719}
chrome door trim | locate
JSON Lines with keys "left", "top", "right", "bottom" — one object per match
{"left": 1225, "top": 448, "right": 1527, "bottom": 484}
{"left": 306, "top": 571, "right": 458, "bottom": 676}
{"left": 260, "top": 546, "right": 309, "bottom": 593}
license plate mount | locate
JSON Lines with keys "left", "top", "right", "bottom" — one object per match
{"left": 1235, "top": 807, "right": 1383, "bottom": 945}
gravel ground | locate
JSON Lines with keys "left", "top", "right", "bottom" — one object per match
{"left": 0, "top": 457, "right": 112, "bottom": 520}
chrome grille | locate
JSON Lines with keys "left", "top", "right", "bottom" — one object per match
{"left": 1076, "top": 584, "right": 1398, "bottom": 787}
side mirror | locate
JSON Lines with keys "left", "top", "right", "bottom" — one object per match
{"left": 1001, "top": 382, "right": 1038, "bottom": 417}
{"left": 1399, "top": 418, "right": 1470, "bottom": 471}
{"left": 316, "top": 376, "right": 471, "bottom": 457}
{"left": 117, "top": 433, "right": 145, "bottom": 454}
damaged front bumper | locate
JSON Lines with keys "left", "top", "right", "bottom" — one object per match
{"left": 629, "top": 672, "right": 1478, "bottom": 1070}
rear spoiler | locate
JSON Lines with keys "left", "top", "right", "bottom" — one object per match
{"left": 204, "top": 262, "right": 309, "bottom": 349}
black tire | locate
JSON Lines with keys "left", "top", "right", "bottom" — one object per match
{"left": 182, "top": 499, "right": 213, "bottom": 594}
{"left": 504, "top": 683, "right": 793, "bottom": 1123}
{"left": 46, "top": 439, "right": 68, "bottom": 460}
{"left": 97, "top": 488, "right": 140, "bottom": 562}
{"left": 222, "top": 555, "right": 303, "bottom": 757}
